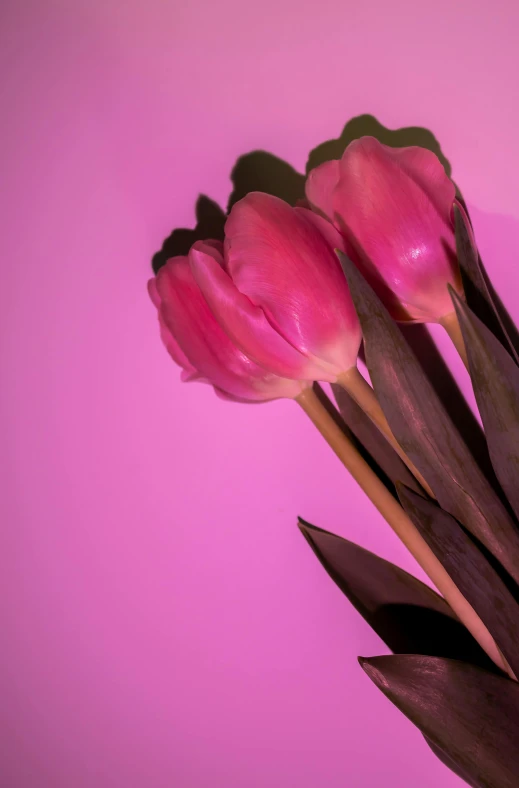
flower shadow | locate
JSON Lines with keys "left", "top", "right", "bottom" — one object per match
{"left": 151, "top": 113, "right": 453, "bottom": 274}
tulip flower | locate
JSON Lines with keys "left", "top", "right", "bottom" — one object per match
{"left": 305, "top": 136, "right": 464, "bottom": 325}
{"left": 150, "top": 193, "right": 428, "bottom": 491}
{"left": 153, "top": 192, "right": 426, "bottom": 491}
{"left": 189, "top": 192, "right": 362, "bottom": 383}
{"left": 191, "top": 191, "right": 428, "bottom": 490}
{"left": 148, "top": 252, "right": 309, "bottom": 403}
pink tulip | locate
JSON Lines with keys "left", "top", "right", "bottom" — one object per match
{"left": 306, "top": 137, "right": 463, "bottom": 322}
{"left": 148, "top": 251, "right": 308, "bottom": 403}
{"left": 189, "top": 192, "right": 362, "bottom": 382}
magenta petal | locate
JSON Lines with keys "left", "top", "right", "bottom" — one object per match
{"left": 305, "top": 160, "right": 340, "bottom": 219}
{"left": 189, "top": 241, "right": 328, "bottom": 381}
{"left": 295, "top": 207, "right": 347, "bottom": 254}
{"left": 224, "top": 192, "right": 361, "bottom": 376}
{"left": 391, "top": 145, "right": 456, "bottom": 219}
{"left": 214, "top": 386, "right": 277, "bottom": 404}
{"left": 155, "top": 257, "right": 304, "bottom": 401}
{"left": 148, "top": 275, "right": 199, "bottom": 374}
{"left": 148, "top": 277, "right": 161, "bottom": 308}
{"left": 158, "top": 313, "right": 199, "bottom": 374}
{"left": 333, "top": 138, "right": 460, "bottom": 321}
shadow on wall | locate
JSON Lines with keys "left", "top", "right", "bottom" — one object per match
{"left": 151, "top": 113, "right": 452, "bottom": 273}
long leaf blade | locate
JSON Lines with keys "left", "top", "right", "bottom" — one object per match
{"left": 454, "top": 204, "right": 519, "bottom": 363}
{"left": 360, "top": 655, "right": 519, "bottom": 788}
{"left": 398, "top": 485, "right": 519, "bottom": 678}
{"left": 298, "top": 519, "right": 493, "bottom": 668}
{"left": 336, "top": 250, "right": 519, "bottom": 588}
{"left": 451, "top": 290, "right": 519, "bottom": 520}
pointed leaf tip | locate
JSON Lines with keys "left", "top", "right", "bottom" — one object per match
{"left": 335, "top": 249, "right": 356, "bottom": 281}
{"left": 298, "top": 518, "right": 494, "bottom": 668}
{"left": 357, "top": 655, "right": 519, "bottom": 788}
{"left": 358, "top": 656, "right": 382, "bottom": 679}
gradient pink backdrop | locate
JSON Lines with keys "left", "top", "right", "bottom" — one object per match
{"left": 3, "top": 1, "right": 519, "bottom": 786}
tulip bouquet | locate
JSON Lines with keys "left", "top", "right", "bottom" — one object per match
{"left": 149, "top": 138, "right": 519, "bottom": 787}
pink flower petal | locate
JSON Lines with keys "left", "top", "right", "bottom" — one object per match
{"left": 148, "top": 276, "right": 162, "bottom": 309}
{"left": 391, "top": 145, "right": 456, "bottom": 219}
{"left": 333, "top": 138, "right": 460, "bottom": 321}
{"left": 213, "top": 386, "right": 289, "bottom": 404}
{"left": 148, "top": 275, "right": 199, "bottom": 374}
{"left": 154, "top": 257, "right": 305, "bottom": 401}
{"left": 224, "top": 192, "right": 361, "bottom": 377}
{"left": 305, "top": 160, "right": 340, "bottom": 219}
{"left": 295, "top": 206, "right": 347, "bottom": 255}
{"left": 189, "top": 241, "right": 328, "bottom": 381}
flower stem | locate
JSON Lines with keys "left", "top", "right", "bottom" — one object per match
{"left": 296, "top": 385, "right": 514, "bottom": 679}
{"left": 337, "top": 366, "right": 434, "bottom": 498}
{"left": 440, "top": 310, "right": 469, "bottom": 370}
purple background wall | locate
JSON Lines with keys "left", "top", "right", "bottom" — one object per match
{"left": 3, "top": 1, "right": 519, "bottom": 785}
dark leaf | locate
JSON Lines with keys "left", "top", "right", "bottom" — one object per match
{"left": 451, "top": 290, "right": 519, "bottom": 521}
{"left": 454, "top": 204, "right": 519, "bottom": 363}
{"left": 298, "top": 519, "right": 494, "bottom": 669}
{"left": 300, "top": 519, "right": 499, "bottom": 782}
{"left": 330, "top": 383, "right": 422, "bottom": 494}
{"left": 401, "top": 322, "right": 492, "bottom": 480}
{"left": 360, "top": 655, "right": 519, "bottom": 788}
{"left": 425, "top": 740, "right": 480, "bottom": 788}
{"left": 336, "top": 250, "right": 519, "bottom": 588}
{"left": 398, "top": 485, "right": 519, "bottom": 678}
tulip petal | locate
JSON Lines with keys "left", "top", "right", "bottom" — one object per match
{"left": 148, "top": 277, "right": 161, "bottom": 309}
{"left": 333, "top": 138, "right": 461, "bottom": 321}
{"left": 159, "top": 315, "right": 200, "bottom": 379}
{"left": 154, "top": 257, "right": 304, "bottom": 402}
{"left": 295, "top": 207, "right": 347, "bottom": 256}
{"left": 189, "top": 241, "right": 325, "bottom": 381}
{"left": 224, "top": 192, "right": 361, "bottom": 376}
{"left": 391, "top": 144, "right": 456, "bottom": 219}
{"left": 148, "top": 276, "right": 199, "bottom": 376}
{"left": 213, "top": 387, "right": 266, "bottom": 404}
{"left": 305, "top": 159, "right": 340, "bottom": 219}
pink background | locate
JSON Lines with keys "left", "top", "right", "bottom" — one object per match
{"left": 3, "top": 1, "right": 519, "bottom": 785}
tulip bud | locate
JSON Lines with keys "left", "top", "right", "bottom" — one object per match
{"left": 148, "top": 253, "right": 308, "bottom": 403}
{"left": 189, "top": 192, "right": 362, "bottom": 382}
{"left": 306, "top": 137, "right": 463, "bottom": 323}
